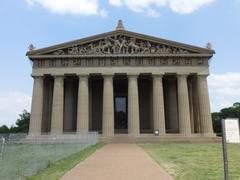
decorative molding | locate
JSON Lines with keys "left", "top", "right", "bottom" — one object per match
{"left": 33, "top": 57, "right": 209, "bottom": 68}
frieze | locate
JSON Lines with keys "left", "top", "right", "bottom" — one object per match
{"left": 45, "top": 35, "right": 195, "bottom": 56}
{"left": 33, "top": 58, "right": 208, "bottom": 68}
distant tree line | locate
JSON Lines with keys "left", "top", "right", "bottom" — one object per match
{"left": 0, "top": 110, "right": 30, "bottom": 133}
{"left": 212, "top": 102, "right": 240, "bottom": 135}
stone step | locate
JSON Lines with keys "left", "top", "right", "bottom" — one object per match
{"left": 99, "top": 135, "right": 221, "bottom": 143}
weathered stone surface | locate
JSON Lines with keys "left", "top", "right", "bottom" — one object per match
{"left": 128, "top": 75, "right": 140, "bottom": 136}
{"left": 29, "top": 76, "right": 43, "bottom": 135}
{"left": 32, "top": 58, "right": 209, "bottom": 68}
{"left": 77, "top": 75, "right": 89, "bottom": 134}
{"left": 153, "top": 75, "right": 165, "bottom": 134}
{"left": 178, "top": 75, "right": 192, "bottom": 135}
{"left": 197, "top": 75, "right": 214, "bottom": 135}
{"left": 102, "top": 75, "right": 114, "bottom": 136}
{"left": 51, "top": 76, "right": 64, "bottom": 134}
{"left": 27, "top": 22, "right": 215, "bottom": 140}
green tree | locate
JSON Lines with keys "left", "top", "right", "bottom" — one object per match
{"left": 0, "top": 110, "right": 30, "bottom": 134}
{"left": 0, "top": 125, "right": 9, "bottom": 133}
{"left": 233, "top": 102, "right": 240, "bottom": 107}
{"left": 212, "top": 112, "right": 223, "bottom": 135}
{"left": 212, "top": 102, "right": 240, "bottom": 135}
{"left": 13, "top": 110, "right": 30, "bottom": 133}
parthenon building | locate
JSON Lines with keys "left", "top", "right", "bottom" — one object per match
{"left": 27, "top": 21, "right": 215, "bottom": 142}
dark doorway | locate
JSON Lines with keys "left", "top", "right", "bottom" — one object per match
{"left": 114, "top": 76, "right": 128, "bottom": 134}
{"left": 114, "top": 97, "right": 127, "bottom": 132}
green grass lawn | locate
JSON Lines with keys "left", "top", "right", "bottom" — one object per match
{"left": 140, "top": 143, "right": 240, "bottom": 180}
{"left": 28, "top": 143, "right": 103, "bottom": 180}
{"left": 0, "top": 142, "right": 102, "bottom": 180}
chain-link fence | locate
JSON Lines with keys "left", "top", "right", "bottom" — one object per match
{"left": 0, "top": 132, "right": 98, "bottom": 180}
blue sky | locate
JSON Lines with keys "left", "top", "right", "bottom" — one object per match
{"left": 0, "top": 0, "right": 240, "bottom": 127}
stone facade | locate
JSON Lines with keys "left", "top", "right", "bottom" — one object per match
{"left": 27, "top": 21, "right": 215, "bottom": 139}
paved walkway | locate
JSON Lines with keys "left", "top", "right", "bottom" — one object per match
{"left": 61, "top": 143, "right": 174, "bottom": 180}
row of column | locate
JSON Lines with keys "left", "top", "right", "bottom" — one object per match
{"left": 29, "top": 74, "right": 214, "bottom": 136}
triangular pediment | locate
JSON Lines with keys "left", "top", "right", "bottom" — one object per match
{"left": 27, "top": 30, "right": 214, "bottom": 58}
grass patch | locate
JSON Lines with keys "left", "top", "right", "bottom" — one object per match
{"left": 140, "top": 143, "right": 240, "bottom": 180}
{"left": 28, "top": 143, "right": 103, "bottom": 180}
{"left": 0, "top": 142, "right": 99, "bottom": 179}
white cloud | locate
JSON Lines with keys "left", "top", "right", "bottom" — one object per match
{"left": 99, "top": 9, "right": 109, "bottom": 17}
{"left": 208, "top": 73, "right": 240, "bottom": 112}
{"left": 169, "top": 0, "right": 215, "bottom": 14}
{"left": 26, "top": 0, "right": 107, "bottom": 17}
{"left": 109, "top": 0, "right": 123, "bottom": 7}
{"left": 147, "top": 9, "right": 161, "bottom": 17}
{"left": 108, "top": 0, "right": 216, "bottom": 15}
{"left": 0, "top": 91, "right": 31, "bottom": 127}
{"left": 25, "top": 0, "right": 216, "bottom": 17}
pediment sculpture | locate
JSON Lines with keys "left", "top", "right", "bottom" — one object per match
{"left": 50, "top": 35, "right": 192, "bottom": 56}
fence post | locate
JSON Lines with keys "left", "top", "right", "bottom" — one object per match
{"left": 0, "top": 137, "right": 5, "bottom": 159}
{"left": 222, "top": 119, "right": 229, "bottom": 180}
{"left": 53, "top": 136, "right": 57, "bottom": 162}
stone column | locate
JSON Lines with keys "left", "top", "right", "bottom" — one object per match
{"left": 77, "top": 75, "right": 89, "bottom": 134}
{"left": 177, "top": 75, "right": 191, "bottom": 135}
{"left": 51, "top": 76, "right": 64, "bottom": 134}
{"left": 188, "top": 79, "right": 195, "bottom": 133}
{"left": 197, "top": 75, "right": 214, "bottom": 135}
{"left": 102, "top": 75, "right": 114, "bottom": 136}
{"left": 128, "top": 75, "right": 140, "bottom": 136}
{"left": 29, "top": 76, "right": 44, "bottom": 135}
{"left": 153, "top": 75, "right": 165, "bottom": 134}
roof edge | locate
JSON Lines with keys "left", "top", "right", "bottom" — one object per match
{"left": 26, "top": 29, "right": 215, "bottom": 56}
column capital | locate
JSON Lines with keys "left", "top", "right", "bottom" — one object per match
{"left": 53, "top": 75, "right": 65, "bottom": 79}
{"left": 152, "top": 74, "right": 164, "bottom": 78}
{"left": 77, "top": 73, "right": 89, "bottom": 77}
{"left": 197, "top": 74, "right": 209, "bottom": 78}
{"left": 78, "top": 75, "right": 89, "bottom": 79}
{"left": 103, "top": 74, "right": 114, "bottom": 78}
{"left": 127, "top": 72, "right": 139, "bottom": 76}
{"left": 103, "top": 75, "right": 114, "bottom": 81}
{"left": 127, "top": 74, "right": 139, "bottom": 79}
{"left": 177, "top": 74, "right": 189, "bottom": 78}
{"left": 31, "top": 75, "right": 44, "bottom": 79}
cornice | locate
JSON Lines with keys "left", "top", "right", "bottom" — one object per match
{"left": 26, "top": 29, "right": 215, "bottom": 58}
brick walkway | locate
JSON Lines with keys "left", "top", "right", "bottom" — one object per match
{"left": 61, "top": 143, "right": 173, "bottom": 180}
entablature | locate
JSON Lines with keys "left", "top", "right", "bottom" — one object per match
{"left": 33, "top": 56, "right": 209, "bottom": 69}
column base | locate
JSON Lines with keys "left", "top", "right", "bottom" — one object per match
{"left": 201, "top": 133, "right": 216, "bottom": 137}
{"left": 128, "top": 133, "right": 140, "bottom": 138}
